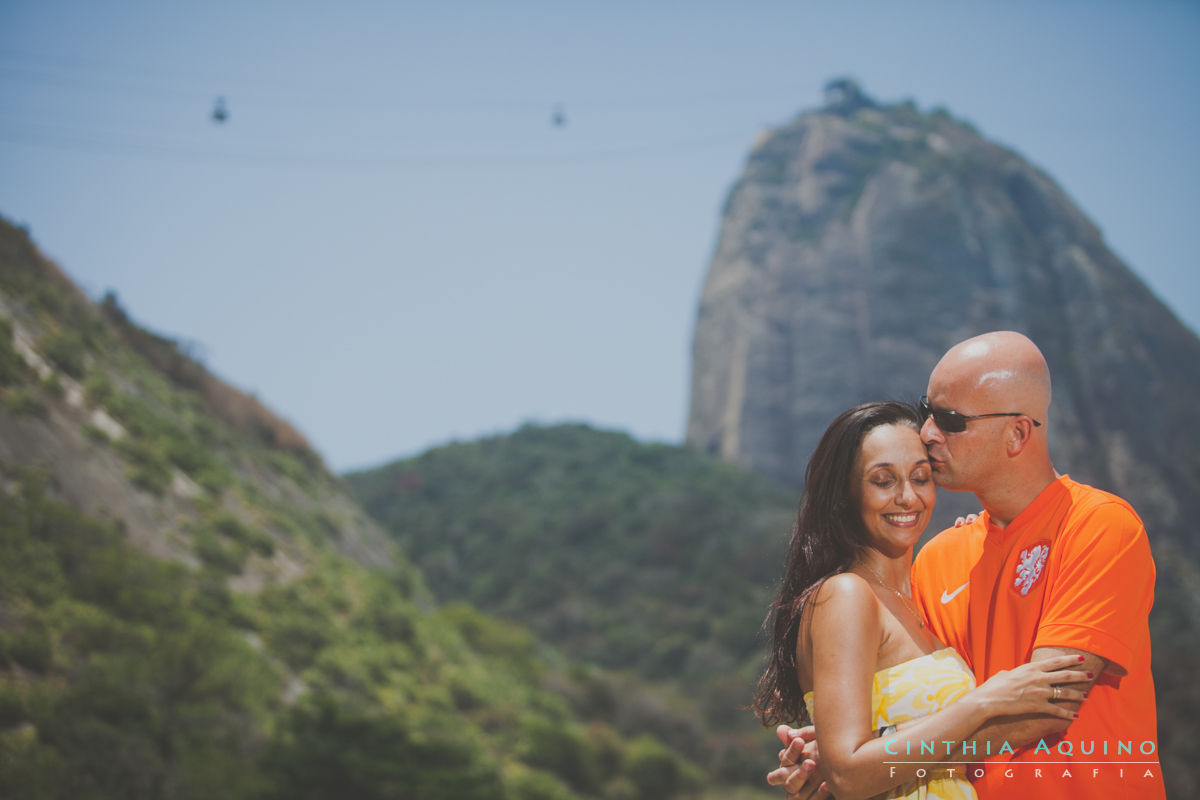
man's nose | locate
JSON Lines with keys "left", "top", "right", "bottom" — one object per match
{"left": 920, "top": 415, "right": 942, "bottom": 444}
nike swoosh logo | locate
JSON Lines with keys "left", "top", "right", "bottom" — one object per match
{"left": 941, "top": 582, "right": 969, "bottom": 604}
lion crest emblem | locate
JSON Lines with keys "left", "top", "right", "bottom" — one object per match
{"left": 1013, "top": 542, "right": 1050, "bottom": 596}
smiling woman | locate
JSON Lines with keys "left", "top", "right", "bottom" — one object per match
{"left": 753, "top": 401, "right": 1087, "bottom": 800}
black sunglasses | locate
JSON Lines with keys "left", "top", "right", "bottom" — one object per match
{"left": 919, "top": 396, "right": 1042, "bottom": 434}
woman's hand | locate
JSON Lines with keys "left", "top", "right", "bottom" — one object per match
{"left": 767, "top": 725, "right": 831, "bottom": 799}
{"left": 973, "top": 654, "right": 1091, "bottom": 719}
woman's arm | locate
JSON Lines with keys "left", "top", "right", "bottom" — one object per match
{"left": 952, "top": 646, "right": 1103, "bottom": 751}
{"left": 807, "top": 575, "right": 1087, "bottom": 800}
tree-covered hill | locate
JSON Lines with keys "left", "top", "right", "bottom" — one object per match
{"left": 1, "top": 218, "right": 763, "bottom": 800}
{"left": 348, "top": 424, "right": 796, "bottom": 682}
{"left": 346, "top": 423, "right": 802, "bottom": 780}
{"left": 2, "top": 471, "right": 732, "bottom": 799}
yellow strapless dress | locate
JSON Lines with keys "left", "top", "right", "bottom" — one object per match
{"left": 804, "top": 647, "right": 978, "bottom": 800}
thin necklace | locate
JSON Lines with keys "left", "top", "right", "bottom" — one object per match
{"left": 862, "top": 564, "right": 925, "bottom": 628}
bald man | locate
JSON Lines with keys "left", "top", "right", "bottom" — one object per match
{"left": 771, "top": 332, "right": 1163, "bottom": 799}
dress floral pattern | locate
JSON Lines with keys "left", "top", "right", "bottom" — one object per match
{"left": 804, "top": 647, "right": 978, "bottom": 800}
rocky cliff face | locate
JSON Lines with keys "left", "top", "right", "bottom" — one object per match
{"left": 687, "top": 80, "right": 1200, "bottom": 556}
{"left": 0, "top": 219, "right": 397, "bottom": 578}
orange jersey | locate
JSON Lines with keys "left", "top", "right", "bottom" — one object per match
{"left": 912, "top": 476, "right": 1163, "bottom": 800}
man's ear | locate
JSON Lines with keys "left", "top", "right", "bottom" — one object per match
{"left": 1006, "top": 417, "right": 1037, "bottom": 456}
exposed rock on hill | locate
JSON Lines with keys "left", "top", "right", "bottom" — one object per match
{"left": 0, "top": 221, "right": 395, "bottom": 575}
{"left": 686, "top": 79, "right": 1200, "bottom": 556}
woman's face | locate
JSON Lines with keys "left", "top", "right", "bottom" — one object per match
{"left": 854, "top": 423, "right": 936, "bottom": 556}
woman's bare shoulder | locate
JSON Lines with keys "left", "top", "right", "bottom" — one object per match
{"left": 798, "top": 572, "right": 883, "bottom": 688}
{"left": 806, "top": 572, "right": 885, "bottom": 670}
{"left": 811, "top": 572, "right": 878, "bottom": 615}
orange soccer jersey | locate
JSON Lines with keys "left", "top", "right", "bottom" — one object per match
{"left": 911, "top": 476, "right": 1164, "bottom": 800}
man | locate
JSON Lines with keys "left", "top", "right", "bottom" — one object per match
{"left": 770, "top": 331, "right": 1163, "bottom": 799}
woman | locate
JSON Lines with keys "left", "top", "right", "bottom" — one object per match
{"left": 752, "top": 402, "right": 1086, "bottom": 800}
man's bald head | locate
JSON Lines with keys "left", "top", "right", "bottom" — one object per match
{"left": 922, "top": 332, "right": 1059, "bottom": 520}
{"left": 931, "top": 331, "right": 1051, "bottom": 423}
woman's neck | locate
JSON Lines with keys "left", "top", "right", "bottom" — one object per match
{"left": 854, "top": 551, "right": 914, "bottom": 594}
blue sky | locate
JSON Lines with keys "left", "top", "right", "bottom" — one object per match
{"left": 2, "top": 1, "right": 1197, "bottom": 472}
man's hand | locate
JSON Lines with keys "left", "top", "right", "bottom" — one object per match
{"left": 766, "top": 725, "right": 830, "bottom": 799}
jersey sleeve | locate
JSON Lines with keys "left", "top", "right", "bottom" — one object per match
{"left": 1033, "top": 501, "right": 1155, "bottom": 674}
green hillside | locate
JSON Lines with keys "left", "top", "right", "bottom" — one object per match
{"left": 2, "top": 472, "right": 727, "bottom": 800}
{"left": 0, "top": 219, "right": 753, "bottom": 800}
{"left": 346, "top": 423, "right": 800, "bottom": 780}
{"left": 347, "top": 424, "right": 795, "bottom": 678}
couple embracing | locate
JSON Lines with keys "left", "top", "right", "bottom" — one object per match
{"left": 754, "top": 331, "right": 1163, "bottom": 800}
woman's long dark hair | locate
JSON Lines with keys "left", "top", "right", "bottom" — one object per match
{"left": 752, "top": 401, "right": 923, "bottom": 726}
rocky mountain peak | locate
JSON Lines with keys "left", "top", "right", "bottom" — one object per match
{"left": 822, "top": 76, "right": 878, "bottom": 114}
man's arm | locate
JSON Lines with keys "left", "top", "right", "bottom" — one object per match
{"left": 964, "top": 646, "right": 1104, "bottom": 749}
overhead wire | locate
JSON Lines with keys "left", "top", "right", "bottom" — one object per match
{"left": 0, "top": 121, "right": 753, "bottom": 170}
{"left": 0, "top": 48, "right": 796, "bottom": 170}
{"left": 0, "top": 47, "right": 811, "bottom": 114}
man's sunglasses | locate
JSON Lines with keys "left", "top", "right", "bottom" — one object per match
{"left": 919, "top": 396, "right": 1042, "bottom": 434}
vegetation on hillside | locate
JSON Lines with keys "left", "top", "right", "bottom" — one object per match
{"left": 0, "top": 468, "right": 718, "bottom": 799}
{"left": 1, "top": 219, "right": 748, "bottom": 799}
{"left": 347, "top": 423, "right": 800, "bottom": 783}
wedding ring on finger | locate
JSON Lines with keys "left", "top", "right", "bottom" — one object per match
{"left": 1052, "top": 685, "right": 1062, "bottom": 700}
